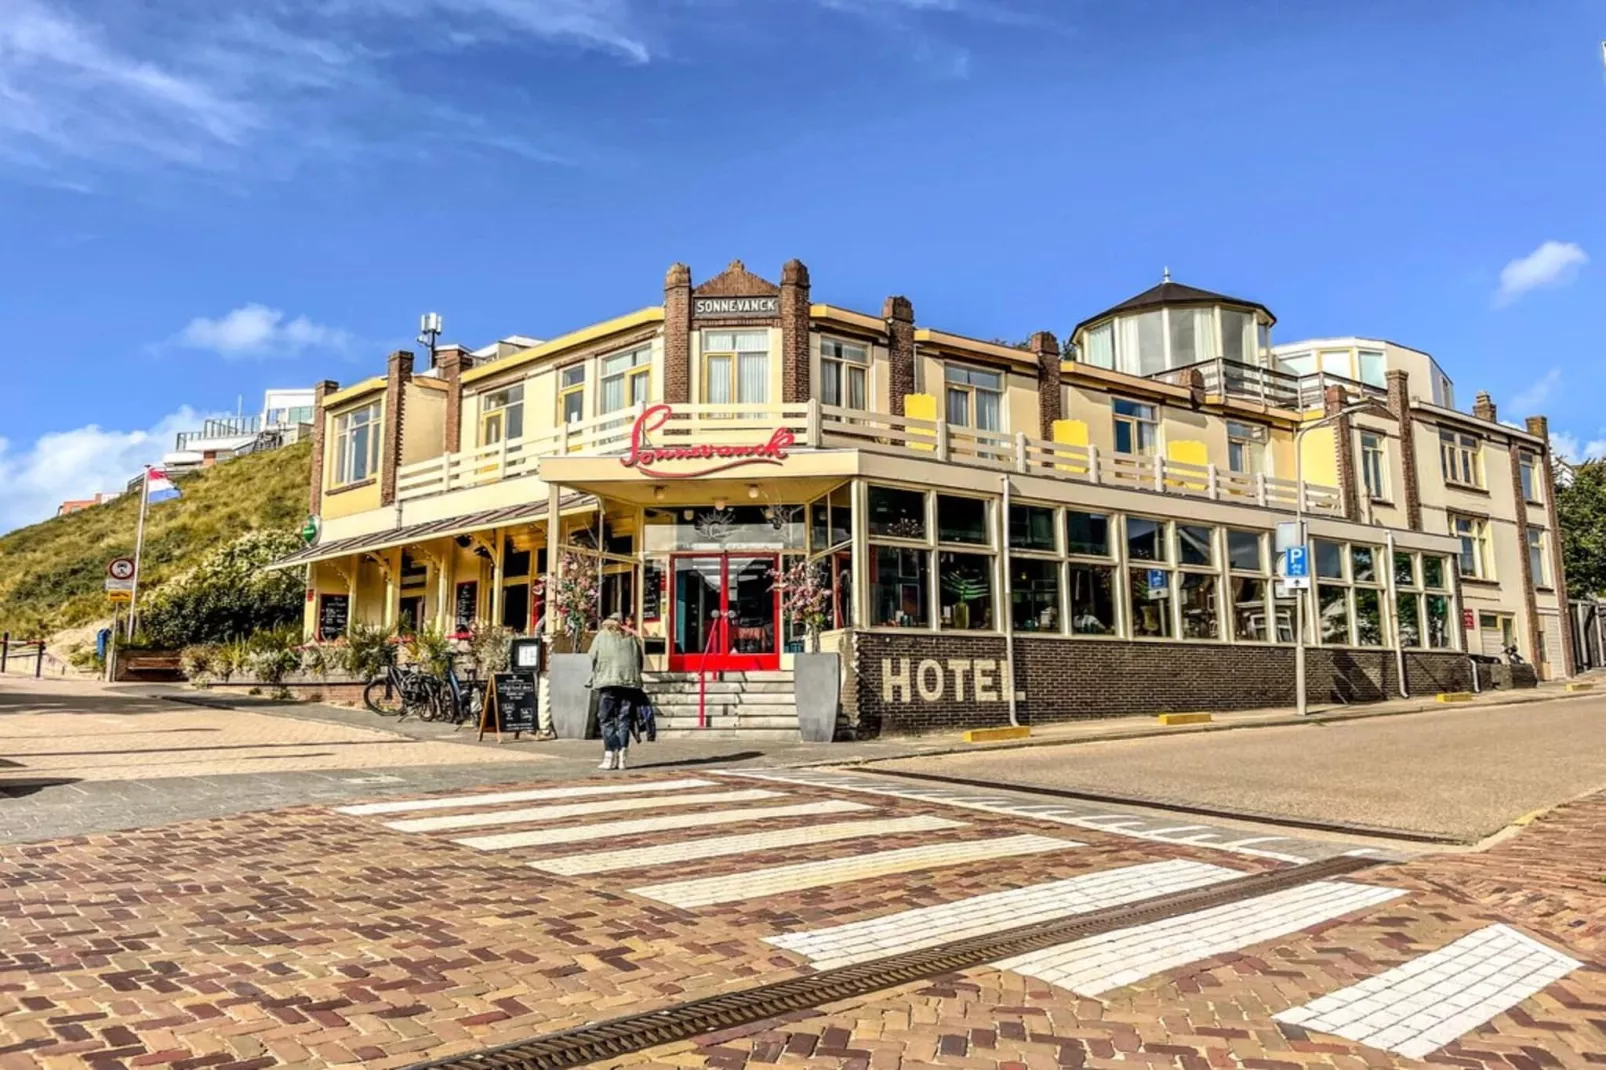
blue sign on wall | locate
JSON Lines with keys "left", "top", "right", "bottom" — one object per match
{"left": 1285, "top": 546, "right": 1310, "bottom": 578}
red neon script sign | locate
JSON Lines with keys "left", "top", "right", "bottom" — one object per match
{"left": 621, "top": 404, "right": 794, "bottom": 479}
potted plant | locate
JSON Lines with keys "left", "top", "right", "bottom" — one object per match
{"left": 546, "top": 553, "right": 600, "bottom": 739}
{"left": 772, "top": 558, "right": 839, "bottom": 742}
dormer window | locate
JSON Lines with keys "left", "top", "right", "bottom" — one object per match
{"left": 1072, "top": 279, "right": 1275, "bottom": 380}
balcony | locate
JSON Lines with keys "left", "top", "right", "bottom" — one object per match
{"left": 1148, "top": 359, "right": 1386, "bottom": 411}
{"left": 393, "top": 401, "right": 1345, "bottom": 517}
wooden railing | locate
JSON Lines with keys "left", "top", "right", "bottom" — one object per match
{"left": 394, "top": 400, "right": 1345, "bottom": 516}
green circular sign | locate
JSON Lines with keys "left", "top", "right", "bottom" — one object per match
{"left": 300, "top": 516, "right": 320, "bottom": 545}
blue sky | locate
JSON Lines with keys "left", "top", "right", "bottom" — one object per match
{"left": 0, "top": 0, "right": 1602, "bottom": 531}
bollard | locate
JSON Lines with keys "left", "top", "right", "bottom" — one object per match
{"left": 35, "top": 642, "right": 44, "bottom": 678}
{"left": 1, "top": 631, "right": 8, "bottom": 673}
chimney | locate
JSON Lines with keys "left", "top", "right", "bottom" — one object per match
{"left": 779, "top": 259, "right": 812, "bottom": 404}
{"left": 1030, "top": 331, "right": 1063, "bottom": 439}
{"left": 308, "top": 379, "right": 340, "bottom": 517}
{"left": 1473, "top": 392, "right": 1497, "bottom": 423}
{"left": 664, "top": 263, "right": 692, "bottom": 405}
{"left": 884, "top": 296, "right": 915, "bottom": 417}
{"left": 436, "top": 344, "right": 476, "bottom": 455}
{"left": 379, "top": 350, "right": 415, "bottom": 507}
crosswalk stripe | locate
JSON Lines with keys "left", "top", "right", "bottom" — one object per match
{"left": 384, "top": 789, "right": 784, "bottom": 834}
{"left": 530, "top": 815, "right": 967, "bottom": 876}
{"left": 335, "top": 778, "right": 719, "bottom": 816}
{"left": 766, "top": 859, "right": 1242, "bottom": 970}
{"left": 1275, "top": 924, "right": 1580, "bottom": 1060}
{"left": 630, "top": 834, "right": 1081, "bottom": 908}
{"left": 455, "top": 799, "right": 872, "bottom": 852}
{"left": 998, "top": 879, "right": 1403, "bottom": 996}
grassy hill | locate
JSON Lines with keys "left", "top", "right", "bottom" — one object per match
{"left": 0, "top": 441, "right": 312, "bottom": 637}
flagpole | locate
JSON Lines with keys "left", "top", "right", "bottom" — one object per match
{"left": 127, "top": 467, "right": 151, "bottom": 642}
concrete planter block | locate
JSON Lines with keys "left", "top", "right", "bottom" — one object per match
{"left": 549, "top": 653, "right": 593, "bottom": 739}
{"left": 794, "top": 651, "right": 841, "bottom": 743}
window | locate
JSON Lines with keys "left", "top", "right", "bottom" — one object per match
{"left": 1067, "top": 511, "right": 1111, "bottom": 557}
{"left": 1426, "top": 594, "right": 1452, "bottom": 649}
{"left": 1422, "top": 555, "right": 1447, "bottom": 590}
{"left": 1126, "top": 517, "right": 1166, "bottom": 561}
{"left": 1168, "top": 307, "right": 1216, "bottom": 367}
{"left": 1393, "top": 551, "right": 1416, "bottom": 588}
{"left": 1320, "top": 350, "right": 1351, "bottom": 378}
{"left": 1129, "top": 566, "right": 1173, "bottom": 638}
{"left": 1397, "top": 552, "right": 1453, "bottom": 651}
{"left": 937, "top": 495, "right": 990, "bottom": 545}
{"left": 1226, "top": 421, "right": 1265, "bottom": 475}
{"left": 1357, "top": 350, "right": 1386, "bottom": 388}
{"left": 1529, "top": 527, "right": 1548, "bottom": 586}
{"left": 1221, "top": 309, "right": 1254, "bottom": 364}
{"left": 1011, "top": 558, "right": 1060, "bottom": 632}
{"left": 479, "top": 384, "right": 524, "bottom": 445}
{"left": 1117, "top": 310, "right": 1166, "bottom": 376}
{"left": 939, "top": 551, "right": 993, "bottom": 630}
{"left": 1360, "top": 432, "right": 1387, "bottom": 500}
{"left": 1068, "top": 565, "right": 1118, "bottom": 635}
{"left": 1177, "top": 525, "right": 1214, "bottom": 567}
{"left": 870, "top": 546, "right": 928, "bottom": 628}
{"left": 1315, "top": 539, "right": 1345, "bottom": 580}
{"left": 1311, "top": 541, "right": 1384, "bottom": 646}
{"left": 601, "top": 347, "right": 651, "bottom": 415}
{"left": 1450, "top": 514, "right": 1489, "bottom": 579}
{"left": 332, "top": 402, "right": 381, "bottom": 485}
{"left": 1009, "top": 504, "right": 1057, "bottom": 553}
{"left": 868, "top": 485, "right": 927, "bottom": 540}
{"left": 944, "top": 365, "right": 1003, "bottom": 432}
{"left": 1113, "top": 398, "right": 1158, "bottom": 457}
{"left": 704, "top": 330, "right": 770, "bottom": 405}
{"left": 1084, "top": 322, "right": 1114, "bottom": 369}
{"left": 821, "top": 338, "right": 868, "bottom": 411}
{"left": 1519, "top": 452, "right": 1540, "bottom": 503}
{"left": 558, "top": 365, "right": 585, "bottom": 426}
{"left": 1318, "top": 584, "right": 1351, "bottom": 645}
{"left": 1479, "top": 612, "right": 1517, "bottom": 657}
{"left": 1439, "top": 430, "right": 1482, "bottom": 487}
{"left": 1227, "top": 530, "right": 1263, "bottom": 572}
{"left": 1279, "top": 351, "right": 1315, "bottom": 377}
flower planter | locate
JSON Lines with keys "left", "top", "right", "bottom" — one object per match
{"left": 549, "top": 652, "right": 593, "bottom": 739}
{"left": 793, "top": 651, "right": 841, "bottom": 743}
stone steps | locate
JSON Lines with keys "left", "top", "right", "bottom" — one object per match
{"left": 642, "top": 670, "right": 800, "bottom": 739}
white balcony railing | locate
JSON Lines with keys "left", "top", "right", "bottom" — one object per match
{"left": 393, "top": 400, "right": 1346, "bottom": 517}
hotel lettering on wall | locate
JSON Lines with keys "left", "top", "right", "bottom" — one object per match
{"left": 692, "top": 295, "right": 779, "bottom": 318}
{"left": 880, "top": 657, "right": 1008, "bottom": 704}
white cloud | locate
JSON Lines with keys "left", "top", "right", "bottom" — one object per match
{"left": 174, "top": 304, "right": 352, "bottom": 359}
{"left": 1550, "top": 431, "right": 1606, "bottom": 465}
{"left": 1508, "top": 367, "right": 1563, "bottom": 416}
{"left": 1495, "top": 241, "right": 1589, "bottom": 306}
{"left": 0, "top": 408, "right": 210, "bottom": 534}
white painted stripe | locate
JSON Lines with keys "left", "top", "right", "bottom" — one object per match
{"left": 385, "top": 789, "right": 783, "bottom": 833}
{"left": 1148, "top": 825, "right": 1209, "bottom": 835}
{"left": 337, "top": 778, "right": 718, "bottom": 816}
{"left": 1275, "top": 924, "right": 1581, "bottom": 1060}
{"left": 631, "top": 834, "right": 1080, "bottom": 908}
{"left": 998, "top": 879, "right": 1404, "bottom": 996}
{"left": 724, "top": 771, "right": 1312, "bottom": 864}
{"left": 456, "top": 799, "right": 870, "bottom": 852}
{"left": 767, "top": 859, "right": 1242, "bottom": 970}
{"left": 531, "top": 815, "right": 966, "bottom": 875}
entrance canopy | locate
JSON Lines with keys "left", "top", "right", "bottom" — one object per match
{"left": 537, "top": 451, "right": 859, "bottom": 508}
{"left": 270, "top": 501, "right": 557, "bottom": 570}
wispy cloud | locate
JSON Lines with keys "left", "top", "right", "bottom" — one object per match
{"left": 171, "top": 304, "right": 354, "bottom": 360}
{"left": 1508, "top": 367, "right": 1563, "bottom": 416}
{"left": 0, "top": 0, "right": 648, "bottom": 184}
{"left": 1550, "top": 431, "right": 1606, "bottom": 464}
{"left": 1495, "top": 240, "right": 1589, "bottom": 307}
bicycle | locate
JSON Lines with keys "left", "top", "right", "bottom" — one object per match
{"left": 434, "top": 663, "right": 486, "bottom": 726}
{"left": 363, "top": 663, "right": 439, "bottom": 720}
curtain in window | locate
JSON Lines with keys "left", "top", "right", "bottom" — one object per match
{"left": 738, "top": 353, "right": 768, "bottom": 404}
{"left": 847, "top": 366, "right": 866, "bottom": 409}
{"left": 1221, "top": 310, "right": 1251, "bottom": 363}
{"left": 946, "top": 388, "right": 969, "bottom": 427}
{"left": 1085, "top": 324, "right": 1114, "bottom": 369}
{"left": 821, "top": 364, "right": 841, "bottom": 407}
{"left": 1135, "top": 311, "right": 1165, "bottom": 376}
{"left": 707, "top": 356, "right": 733, "bottom": 405}
{"left": 1116, "top": 316, "right": 1144, "bottom": 376}
{"left": 974, "top": 389, "right": 1001, "bottom": 431}
{"left": 1191, "top": 309, "right": 1218, "bottom": 363}
{"left": 601, "top": 375, "right": 625, "bottom": 414}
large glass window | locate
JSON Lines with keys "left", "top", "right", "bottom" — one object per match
{"left": 1177, "top": 525, "right": 1215, "bottom": 568}
{"left": 944, "top": 365, "right": 1004, "bottom": 432}
{"left": 480, "top": 384, "right": 524, "bottom": 445}
{"left": 601, "top": 347, "right": 651, "bottom": 415}
{"left": 1067, "top": 511, "right": 1111, "bottom": 557}
{"left": 1354, "top": 588, "right": 1384, "bottom": 646}
{"left": 1426, "top": 594, "right": 1452, "bottom": 649}
{"left": 1318, "top": 584, "right": 1351, "bottom": 645}
{"left": 1126, "top": 517, "right": 1166, "bottom": 562}
{"left": 1113, "top": 398, "right": 1158, "bottom": 457}
{"left": 937, "top": 495, "right": 990, "bottom": 545}
{"left": 1178, "top": 572, "right": 1219, "bottom": 640}
{"left": 1315, "top": 539, "right": 1345, "bottom": 580}
{"left": 1227, "top": 529, "right": 1263, "bottom": 572}
{"left": 1168, "top": 307, "right": 1216, "bottom": 367}
{"left": 1011, "top": 558, "right": 1060, "bottom": 633}
{"left": 704, "top": 330, "right": 770, "bottom": 405}
{"left": 939, "top": 551, "right": 994, "bottom": 630}
{"left": 1231, "top": 578, "right": 1276, "bottom": 642}
{"left": 1068, "top": 565, "right": 1117, "bottom": 635}
{"left": 821, "top": 337, "right": 868, "bottom": 411}
{"left": 1221, "top": 309, "right": 1254, "bottom": 364}
{"left": 868, "top": 485, "right": 927, "bottom": 540}
{"left": 1129, "top": 567, "right": 1173, "bottom": 638}
{"left": 1118, "top": 310, "right": 1165, "bottom": 376}
{"left": 870, "top": 546, "right": 928, "bottom": 628}
{"left": 1009, "top": 504, "right": 1058, "bottom": 552}
{"left": 1084, "top": 322, "right": 1114, "bottom": 369}
{"left": 333, "top": 402, "right": 381, "bottom": 485}
{"left": 1396, "top": 590, "right": 1422, "bottom": 648}
{"left": 1439, "top": 430, "right": 1482, "bottom": 487}
{"left": 1357, "top": 350, "right": 1386, "bottom": 388}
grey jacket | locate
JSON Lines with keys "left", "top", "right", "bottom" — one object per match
{"left": 587, "top": 629, "right": 644, "bottom": 690}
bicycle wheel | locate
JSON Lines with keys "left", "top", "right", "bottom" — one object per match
{"left": 363, "top": 677, "right": 404, "bottom": 717}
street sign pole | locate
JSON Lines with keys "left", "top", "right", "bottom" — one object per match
{"left": 127, "top": 468, "right": 150, "bottom": 641}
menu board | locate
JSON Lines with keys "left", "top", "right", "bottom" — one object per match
{"left": 317, "top": 594, "right": 349, "bottom": 640}
{"left": 454, "top": 581, "right": 478, "bottom": 635}
{"left": 642, "top": 561, "right": 663, "bottom": 622}
{"left": 478, "top": 671, "right": 537, "bottom": 740}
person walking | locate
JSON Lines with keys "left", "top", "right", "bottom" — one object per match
{"left": 587, "top": 613, "right": 643, "bottom": 770}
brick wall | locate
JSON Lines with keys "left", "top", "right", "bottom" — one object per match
{"left": 379, "top": 350, "right": 414, "bottom": 506}
{"left": 1386, "top": 369, "right": 1422, "bottom": 530}
{"left": 308, "top": 379, "right": 339, "bottom": 516}
{"left": 780, "top": 259, "right": 811, "bottom": 404}
{"left": 852, "top": 631, "right": 1478, "bottom": 735}
{"left": 1031, "top": 331, "right": 1062, "bottom": 440}
{"left": 663, "top": 263, "right": 692, "bottom": 404}
{"left": 884, "top": 296, "right": 915, "bottom": 417}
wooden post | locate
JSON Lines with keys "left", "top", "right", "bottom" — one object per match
{"left": 1207, "top": 463, "right": 1220, "bottom": 500}
{"left": 1086, "top": 444, "right": 1101, "bottom": 485}
{"left": 1014, "top": 431, "right": 1028, "bottom": 474}
{"left": 1, "top": 631, "right": 8, "bottom": 674}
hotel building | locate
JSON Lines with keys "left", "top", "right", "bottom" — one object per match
{"left": 274, "top": 259, "right": 1571, "bottom": 735}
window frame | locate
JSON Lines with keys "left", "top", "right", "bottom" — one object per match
{"left": 1528, "top": 526, "right": 1548, "bottom": 586}
{"left": 701, "top": 329, "right": 771, "bottom": 406}
{"left": 331, "top": 401, "right": 382, "bottom": 487}
{"left": 599, "top": 345, "right": 652, "bottom": 416}
{"left": 943, "top": 362, "right": 1005, "bottom": 433}
{"left": 1112, "top": 397, "right": 1159, "bottom": 458}
{"left": 1518, "top": 452, "right": 1541, "bottom": 504}
{"left": 1225, "top": 420, "right": 1266, "bottom": 476}
{"left": 1438, "top": 430, "right": 1483, "bottom": 489}
{"left": 557, "top": 363, "right": 586, "bottom": 427}
{"left": 1359, "top": 431, "right": 1388, "bottom": 501}
{"left": 1449, "top": 512, "right": 1490, "bottom": 580}
{"left": 820, "top": 336, "right": 870, "bottom": 412}
{"left": 478, "top": 383, "right": 525, "bottom": 447}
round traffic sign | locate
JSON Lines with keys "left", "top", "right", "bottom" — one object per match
{"left": 107, "top": 557, "right": 136, "bottom": 581}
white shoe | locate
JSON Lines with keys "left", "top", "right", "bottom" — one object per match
{"left": 615, "top": 750, "right": 628, "bottom": 771}
{"left": 598, "top": 751, "right": 616, "bottom": 770}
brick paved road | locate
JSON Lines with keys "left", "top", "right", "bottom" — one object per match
{"left": 2, "top": 770, "right": 1603, "bottom": 1069}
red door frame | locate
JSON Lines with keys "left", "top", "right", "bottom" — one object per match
{"left": 667, "top": 552, "right": 781, "bottom": 672}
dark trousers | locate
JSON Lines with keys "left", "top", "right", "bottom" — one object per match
{"left": 597, "top": 687, "right": 634, "bottom": 752}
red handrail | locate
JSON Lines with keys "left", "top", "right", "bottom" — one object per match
{"left": 697, "top": 611, "right": 728, "bottom": 729}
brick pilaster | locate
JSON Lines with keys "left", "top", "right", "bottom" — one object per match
{"left": 1507, "top": 440, "right": 1542, "bottom": 668}
{"left": 884, "top": 296, "right": 915, "bottom": 418}
{"left": 1030, "top": 331, "right": 1062, "bottom": 440}
{"left": 308, "top": 379, "right": 339, "bottom": 517}
{"left": 436, "top": 344, "right": 476, "bottom": 455}
{"left": 379, "top": 350, "right": 414, "bottom": 507}
{"left": 779, "top": 259, "right": 811, "bottom": 404}
{"left": 1528, "top": 415, "right": 1576, "bottom": 676}
{"left": 663, "top": 263, "right": 692, "bottom": 405}
{"left": 1326, "top": 385, "right": 1360, "bottom": 520}
{"left": 1386, "top": 369, "right": 1422, "bottom": 531}
{"left": 1473, "top": 391, "right": 1497, "bottom": 423}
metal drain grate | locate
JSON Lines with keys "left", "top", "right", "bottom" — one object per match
{"left": 405, "top": 854, "right": 1381, "bottom": 1070}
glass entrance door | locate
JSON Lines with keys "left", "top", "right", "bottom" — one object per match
{"left": 670, "top": 553, "right": 779, "bottom": 671}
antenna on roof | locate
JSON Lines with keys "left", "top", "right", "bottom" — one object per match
{"left": 418, "top": 312, "right": 443, "bottom": 368}
{"left": 1162, "top": 266, "right": 1172, "bottom": 283}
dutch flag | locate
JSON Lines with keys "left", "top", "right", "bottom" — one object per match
{"left": 145, "top": 467, "right": 182, "bottom": 504}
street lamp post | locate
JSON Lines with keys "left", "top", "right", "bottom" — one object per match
{"left": 1292, "top": 401, "right": 1375, "bottom": 716}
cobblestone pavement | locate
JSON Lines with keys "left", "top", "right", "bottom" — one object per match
{"left": 2, "top": 770, "right": 1603, "bottom": 1069}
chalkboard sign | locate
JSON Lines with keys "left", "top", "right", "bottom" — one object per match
{"left": 317, "top": 594, "right": 349, "bottom": 640}
{"left": 642, "top": 561, "right": 663, "bottom": 622}
{"left": 479, "top": 671, "right": 537, "bottom": 741}
{"left": 454, "top": 581, "right": 478, "bottom": 635}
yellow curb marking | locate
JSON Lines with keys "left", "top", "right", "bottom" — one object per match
{"left": 1435, "top": 692, "right": 1474, "bottom": 702}
{"left": 963, "top": 725, "right": 1031, "bottom": 743}
{"left": 1156, "top": 712, "right": 1213, "bottom": 726}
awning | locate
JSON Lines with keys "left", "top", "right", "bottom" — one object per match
{"left": 269, "top": 500, "right": 561, "bottom": 570}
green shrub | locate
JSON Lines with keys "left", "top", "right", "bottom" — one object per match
{"left": 179, "top": 643, "right": 216, "bottom": 687}
{"left": 404, "top": 624, "right": 453, "bottom": 678}
{"left": 465, "top": 619, "right": 513, "bottom": 675}
{"left": 247, "top": 626, "right": 303, "bottom": 699}
{"left": 140, "top": 529, "right": 306, "bottom": 648}
{"left": 344, "top": 621, "right": 398, "bottom": 680}
{"left": 299, "top": 638, "right": 348, "bottom": 680}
